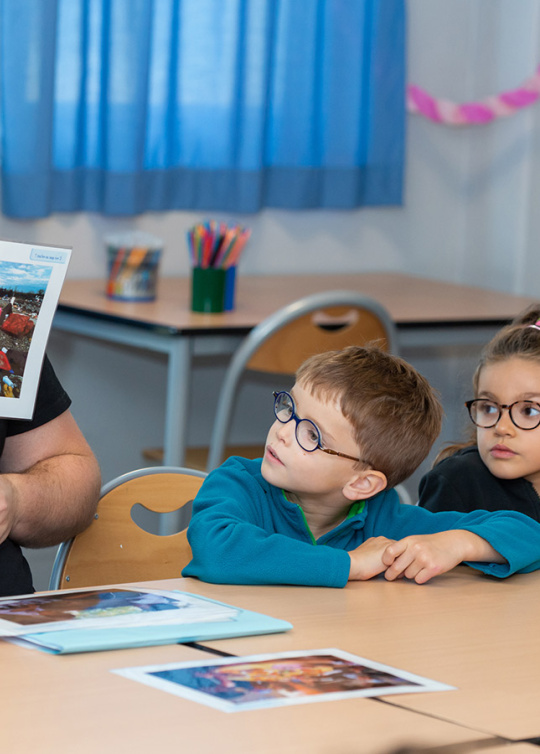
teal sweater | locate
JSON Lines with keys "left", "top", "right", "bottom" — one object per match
{"left": 182, "top": 457, "right": 540, "bottom": 587}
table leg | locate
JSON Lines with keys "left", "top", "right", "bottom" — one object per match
{"left": 163, "top": 337, "right": 192, "bottom": 468}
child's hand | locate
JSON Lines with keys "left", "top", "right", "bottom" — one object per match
{"left": 381, "top": 530, "right": 505, "bottom": 584}
{"left": 348, "top": 537, "right": 396, "bottom": 581}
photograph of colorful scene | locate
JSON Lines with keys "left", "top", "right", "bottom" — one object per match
{"left": 0, "top": 588, "right": 185, "bottom": 626}
{"left": 115, "top": 649, "right": 455, "bottom": 712}
{"left": 0, "top": 261, "right": 53, "bottom": 399}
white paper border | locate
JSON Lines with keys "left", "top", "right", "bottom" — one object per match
{"left": 113, "top": 648, "right": 456, "bottom": 713}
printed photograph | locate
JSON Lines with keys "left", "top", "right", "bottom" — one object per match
{"left": 0, "top": 588, "right": 184, "bottom": 626}
{"left": 114, "top": 649, "right": 455, "bottom": 712}
{"left": 0, "top": 261, "right": 53, "bottom": 398}
{"left": 0, "top": 587, "right": 239, "bottom": 637}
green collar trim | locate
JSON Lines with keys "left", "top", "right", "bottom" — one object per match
{"left": 281, "top": 491, "right": 366, "bottom": 544}
{"left": 347, "top": 500, "right": 366, "bottom": 518}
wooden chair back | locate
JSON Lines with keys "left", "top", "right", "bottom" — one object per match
{"left": 246, "top": 304, "right": 391, "bottom": 374}
{"left": 206, "top": 290, "right": 398, "bottom": 470}
{"left": 49, "top": 467, "right": 206, "bottom": 590}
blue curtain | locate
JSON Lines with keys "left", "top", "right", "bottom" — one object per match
{"left": 0, "top": 0, "right": 405, "bottom": 218}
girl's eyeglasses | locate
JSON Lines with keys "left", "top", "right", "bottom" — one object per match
{"left": 465, "top": 398, "right": 540, "bottom": 430}
{"left": 273, "top": 391, "right": 370, "bottom": 464}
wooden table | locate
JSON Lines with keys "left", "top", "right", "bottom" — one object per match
{"left": 5, "top": 568, "right": 540, "bottom": 753}
{"left": 54, "top": 274, "right": 535, "bottom": 467}
{"left": 1, "top": 639, "right": 501, "bottom": 754}
{"left": 178, "top": 567, "right": 540, "bottom": 742}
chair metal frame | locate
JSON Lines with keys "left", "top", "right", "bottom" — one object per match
{"left": 49, "top": 465, "right": 206, "bottom": 590}
{"left": 206, "top": 289, "right": 398, "bottom": 472}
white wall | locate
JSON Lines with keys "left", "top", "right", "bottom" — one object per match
{"left": 10, "top": 0, "right": 540, "bottom": 584}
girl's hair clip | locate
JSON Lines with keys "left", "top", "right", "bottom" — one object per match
{"left": 527, "top": 319, "right": 540, "bottom": 331}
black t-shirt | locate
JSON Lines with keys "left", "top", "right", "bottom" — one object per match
{"left": 418, "top": 446, "right": 540, "bottom": 522}
{"left": 0, "top": 357, "right": 71, "bottom": 596}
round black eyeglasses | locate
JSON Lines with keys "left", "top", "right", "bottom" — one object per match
{"left": 272, "top": 391, "right": 369, "bottom": 463}
{"left": 465, "top": 398, "right": 540, "bottom": 431}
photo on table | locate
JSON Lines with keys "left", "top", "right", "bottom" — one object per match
{"left": 113, "top": 648, "right": 455, "bottom": 712}
{"left": 0, "top": 587, "right": 238, "bottom": 635}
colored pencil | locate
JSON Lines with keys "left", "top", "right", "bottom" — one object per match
{"left": 186, "top": 222, "right": 251, "bottom": 269}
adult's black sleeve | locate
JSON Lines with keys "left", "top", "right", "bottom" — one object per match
{"left": 6, "top": 356, "right": 72, "bottom": 438}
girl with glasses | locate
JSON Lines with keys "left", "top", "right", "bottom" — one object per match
{"left": 419, "top": 304, "right": 540, "bottom": 521}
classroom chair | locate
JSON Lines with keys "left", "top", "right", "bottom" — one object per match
{"left": 206, "top": 289, "right": 399, "bottom": 472}
{"left": 48, "top": 466, "right": 206, "bottom": 590}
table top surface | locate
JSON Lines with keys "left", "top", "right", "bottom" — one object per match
{"left": 162, "top": 567, "right": 540, "bottom": 742}
{"left": 4, "top": 567, "right": 540, "bottom": 752}
{"left": 2, "top": 635, "right": 499, "bottom": 754}
{"left": 58, "top": 273, "right": 537, "bottom": 334}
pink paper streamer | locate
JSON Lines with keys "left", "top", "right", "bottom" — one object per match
{"left": 407, "top": 65, "right": 540, "bottom": 125}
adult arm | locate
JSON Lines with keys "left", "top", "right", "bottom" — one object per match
{"left": 0, "top": 409, "right": 101, "bottom": 548}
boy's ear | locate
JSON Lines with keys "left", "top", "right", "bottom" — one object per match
{"left": 343, "top": 469, "right": 387, "bottom": 501}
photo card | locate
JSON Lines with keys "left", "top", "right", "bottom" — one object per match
{"left": 0, "top": 240, "right": 71, "bottom": 419}
{"left": 0, "top": 587, "right": 238, "bottom": 636}
{"left": 113, "top": 648, "right": 455, "bottom": 713}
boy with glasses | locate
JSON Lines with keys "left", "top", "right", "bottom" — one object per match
{"left": 183, "top": 345, "right": 540, "bottom": 587}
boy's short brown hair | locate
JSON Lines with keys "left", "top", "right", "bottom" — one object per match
{"left": 296, "top": 345, "right": 443, "bottom": 488}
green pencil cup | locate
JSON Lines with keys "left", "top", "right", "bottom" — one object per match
{"left": 191, "top": 267, "right": 226, "bottom": 313}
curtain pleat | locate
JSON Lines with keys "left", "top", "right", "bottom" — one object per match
{"left": 0, "top": 0, "right": 405, "bottom": 217}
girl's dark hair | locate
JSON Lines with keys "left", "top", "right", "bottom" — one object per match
{"left": 433, "top": 304, "right": 540, "bottom": 465}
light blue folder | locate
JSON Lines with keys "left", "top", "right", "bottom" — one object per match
{"left": 5, "top": 592, "right": 293, "bottom": 655}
